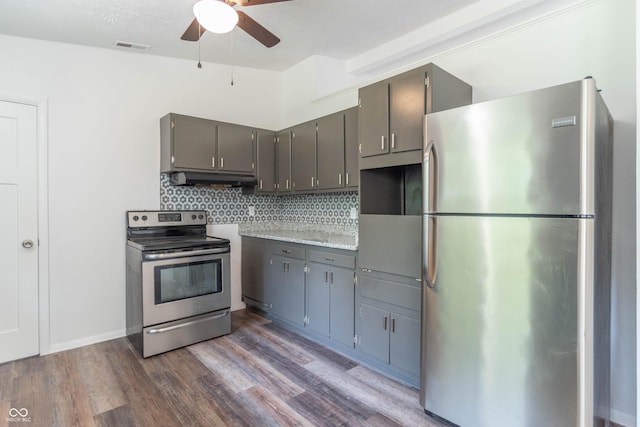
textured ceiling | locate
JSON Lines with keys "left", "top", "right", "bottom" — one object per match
{"left": 0, "top": 0, "right": 487, "bottom": 71}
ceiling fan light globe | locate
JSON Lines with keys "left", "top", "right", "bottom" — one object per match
{"left": 193, "top": 0, "right": 238, "bottom": 34}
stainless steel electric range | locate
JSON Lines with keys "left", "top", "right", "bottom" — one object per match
{"left": 125, "top": 210, "right": 231, "bottom": 357}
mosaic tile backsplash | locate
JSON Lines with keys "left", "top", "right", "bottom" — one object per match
{"left": 160, "top": 174, "right": 358, "bottom": 226}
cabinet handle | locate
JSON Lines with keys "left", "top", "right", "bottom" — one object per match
{"left": 281, "top": 249, "right": 291, "bottom": 254}
{"left": 338, "top": 174, "right": 342, "bottom": 186}
{"left": 391, "top": 318, "right": 396, "bottom": 333}
{"left": 346, "top": 173, "right": 349, "bottom": 185}
{"left": 391, "top": 133, "right": 396, "bottom": 149}
{"left": 330, "top": 271, "right": 334, "bottom": 284}
{"left": 220, "top": 157, "right": 224, "bottom": 168}
{"left": 259, "top": 179, "right": 263, "bottom": 190}
{"left": 383, "top": 316, "right": 388, "bottom": 330}
{"left": 212, "top": 157, "right": 215, "bottom": 168}
{"left": 286, "top": 179, "right": 289, "bottom": 189}
{"left": 311, "top": 176, "right": 315, "bottom": 187}
{"left": 323, "top": 257, "right": 335, "bottom": 262}
{"left": 324, "top": 271, "right": 328, "bottom": 283}
{"left": 381, "top": 135, "right": 385, "bottom": 150}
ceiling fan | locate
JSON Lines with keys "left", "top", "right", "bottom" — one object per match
{"left": 181, "top": 0, "right": 292, "bottom": 48}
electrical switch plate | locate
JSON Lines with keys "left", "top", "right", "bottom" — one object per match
{"left": 350, "top": 207, "right": 357, "bottom": 219}
{"left": 248, "top": 206, "right": 255, "bottom": 217}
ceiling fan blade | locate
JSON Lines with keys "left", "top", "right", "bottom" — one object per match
{"left": 233, "top": 0, "right": 292, "bottom": 6}
{"left": 181, "top": 18, "right": 205, "bottom": 41}
{"left": 236, "top": 11, "right": 280, "bottom": 47}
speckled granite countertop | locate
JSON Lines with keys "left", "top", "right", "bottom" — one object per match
{"left": 238, "top": 222, "right": 358, "bottom": 251}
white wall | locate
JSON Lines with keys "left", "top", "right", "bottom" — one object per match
{"left": 0, "top": 34, "right": 282, "bottom": 351}
{"left": 282, "top": 0, "right": 636, "bottom": 424}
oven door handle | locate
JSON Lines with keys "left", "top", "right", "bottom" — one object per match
{"left": 143, "top": 247, "right": 229, "bottom": 260}
{"left": 146, "top": 310, "right": 230, "bottom": 334}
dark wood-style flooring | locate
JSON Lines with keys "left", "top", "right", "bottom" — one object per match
{"left": 1, "top": 309, "right": 445, "bottom": 427}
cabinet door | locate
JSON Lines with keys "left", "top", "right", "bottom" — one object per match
{"left": 330, "top": 268, "right": 355, "bottom": 348}
{"left": 316, "top": 112, "right": 345, "bottom": 190}
{"left": 172, "top": 115, "right": 217, "bottom": 170}
{"left": 269, "top": 256, "right": 287, "bottom": 318}
{"left": 358, "top": 303, "right": 390, "bottom": 363}
{"left": 257, "top": 131, "right": 276, "bottom": 193}
{"left": 389, "top": 312, "right": 421, "bottom": 376}
{"left": 217, "top": 123, "right": 255, "bottom": 173}
{"left": 306, "top": 262, "right": 330, "bottom": 337}
{"left": 291, "top": 121, "right": 317, "bottom": 191}
{"left": 389, "top": 71, "right": 425, "bottom": 153}
{"left": 241, "top": 238, "right": 266, "bottom": 306}
{"left": 285, "top": 258, "right": 306, "bottom": 327}
{"left": 358, "top": 83, "right": 389, "bottom": 158}
{"left": 344, "top": 107, "right": 359, "bottom": 188}
{"left": 277, "top": 130, "right": 292, "bottom": 193}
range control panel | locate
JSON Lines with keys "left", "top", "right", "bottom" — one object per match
{"left": 126, "top": 210, "right": 207, "bottom": 228}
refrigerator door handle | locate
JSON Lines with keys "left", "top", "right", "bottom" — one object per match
{"left": 423, "top": 136, "right": 437, "bottom": 213}
{"left": 423, "top": 215, "right": 437, "bottom": 289}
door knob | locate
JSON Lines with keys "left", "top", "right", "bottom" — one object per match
{"left": 22, "top": 240, "right": 34, "bottom": 249}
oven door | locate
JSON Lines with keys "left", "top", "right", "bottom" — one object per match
{"left": 141, "top": 248, "right": 230, "bottom": 327}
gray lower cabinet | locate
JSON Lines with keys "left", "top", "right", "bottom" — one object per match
{"left": 356, "top": 272, "right": 421, "bottom": 385}
{"left": 270, "top": 243, "right": 306, "bottom": 327}
{"left": 241, "top": 237, "right": 269, "bottom": 310}
{"left": 306, "top": 248, "right": 356, "bottom": 349}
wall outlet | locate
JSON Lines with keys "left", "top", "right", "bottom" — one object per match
{"left": 248, "top": 206, "right": 255, "bottom": 217}
{"left": 349, "top": 207, "right": 357, "bottom": 219}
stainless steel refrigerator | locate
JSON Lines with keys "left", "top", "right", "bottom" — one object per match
{"left": 420, "top": 78, "right": 612, "bottom": 427}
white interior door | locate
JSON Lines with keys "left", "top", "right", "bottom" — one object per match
{"left": 0, "top": 100, "right": 39, "bottom": 363}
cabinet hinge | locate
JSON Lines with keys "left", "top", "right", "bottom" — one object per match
{"left": 292, "top": 131, "right": 296, "bottom": 139}
{"left": 353, "top": 274, "right": 357, "bottom": 286}
{"left": 358, "top": 97, "right": 362, "bottom": 108}
{"left": 359, "top": 307, "right": 362, "bottom": 317}
{"left": 170, "top": 120, "right": 175, "bottom": 130}
{"left": 353, "top": 335, "right": 357, "bottom": 345}
{"left": 304, "top": 315, "right": 309, "bottom": 326}
{"left": 316, "top": 124, "right": 318, "bottom": 132}
{"left": 251, "top": 133, "right": 255, "bottom": 140}
{"left": 358, "top": 143, "right": 362, "bottom": 154}
{"left": 425, "top": 75, "right": 430, "bottom": 88}
{"left": 304, "top": 265, "right": 309, "bottom": 274}
{"left": 251, "top": 162, "right": 255, "bottom": 171}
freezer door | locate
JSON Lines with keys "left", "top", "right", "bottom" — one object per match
{"left": 424, "top": 79, "right": 598, "bottom": 216}
{"left": 421, "top": 215, "right": 592, "bottom": 427}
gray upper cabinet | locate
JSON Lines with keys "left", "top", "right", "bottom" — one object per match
{"left": 217, "top": 123, "right": 255, "bottom": 174}
{"left": 276, "top": 130, "right": 292, "bottom": 193}
{"left": 358, "top": 63, "right": 472, "bottom": 168}
{"left": 291, "top": 121, "right": 317, "bottom": 192}
{"left": 160, "top": 113, "right": 258, "bottom": 175}
{"left": 344, "top": 107, "right": 359, "bottom": 188}
{"left": 316, "top": 112, "right": 345, "bottom": 190}
{"left": 161, "top": 113, "right": 217, "bottom": 172}
{"left": 256, "top": 130, "right": 276, "bottom": 193}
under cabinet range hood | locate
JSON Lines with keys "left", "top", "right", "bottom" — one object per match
{"left": 168, "top": 171, "right": 257, "bottom": 187}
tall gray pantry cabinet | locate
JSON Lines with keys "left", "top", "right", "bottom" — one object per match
{"left": 356, "top": 63, "right": 472, "bottom": 387}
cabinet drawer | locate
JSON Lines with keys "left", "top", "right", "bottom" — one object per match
{"left": 271, "top": 243, "right": 305, "bottom": 259}
{"left": 359, "top": 275, "right": 420, "bottom": 312}
{"left": 309, "top": 249, "right": 355, "bottom": 269}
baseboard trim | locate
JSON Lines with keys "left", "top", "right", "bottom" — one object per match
{"left": 46, "top": 329, "right": 126, "bottom": 355}
{"left": 610, "top": 408, "right": 636, "bottom": 427}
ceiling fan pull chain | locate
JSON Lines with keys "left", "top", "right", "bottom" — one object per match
{"left": 197, "top": 17, "right": 203, "bottom": 68}
{"left": 230, "top": 31, "right": 235, "bottom": 86}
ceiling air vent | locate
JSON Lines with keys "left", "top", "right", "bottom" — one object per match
{"left": 114, "top": 41, "right": 150, "bottom": 51}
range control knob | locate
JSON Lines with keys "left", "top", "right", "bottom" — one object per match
{"left": 192, "top": 214, "right": 197, "bottom": 220}
{"left": 132, "top": 215, "right": 139, "bottom": 221}
{"left": 199, "top": 214, "right": 204, "bottom": 219}
{"left": 141, "top": 215, "right": 148, "bottom": 221}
